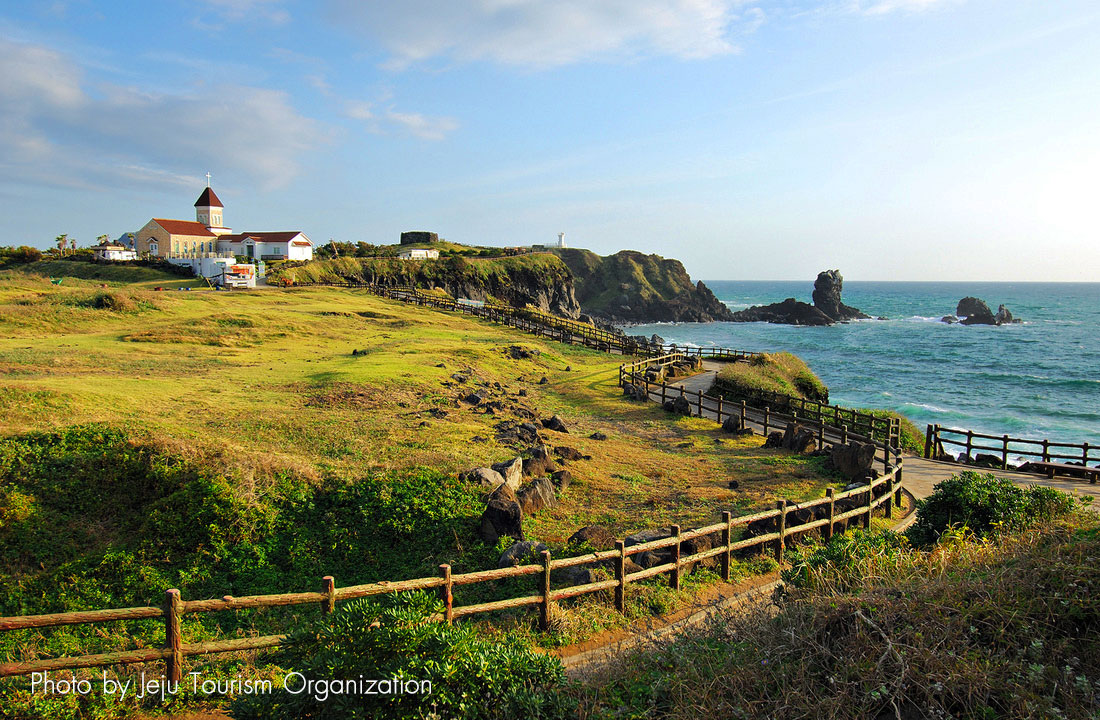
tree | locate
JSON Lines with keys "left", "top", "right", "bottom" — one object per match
{"left": 96, "top": 234, "right": 110, "bottom": 246}
{"left": 55, "top": 234, "right": 68, "bottom": 256}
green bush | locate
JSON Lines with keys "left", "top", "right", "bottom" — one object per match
{"left": 906, "top": 471, "right": 1078, "bottom": 548}
{"left": 231, "top": 592, "right": 566, "bottom": 720}
{"left": 782, "top": 529, "right": 909, "bottom": 591}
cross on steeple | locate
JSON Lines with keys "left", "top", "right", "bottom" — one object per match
{"left": 206, "top": 172, "right": 211, "bottom": 187}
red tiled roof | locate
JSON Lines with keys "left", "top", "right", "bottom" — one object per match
{"left": 194, "top": 187, "right": 223, "bottom": 208}
{"left": 220, "top": 231, "right": 308, "bottom": 244}
{"left": 152, "top": 218, "right": 216, "bottom": 237}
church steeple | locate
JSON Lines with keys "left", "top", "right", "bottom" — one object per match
{"left": 194, "top": 183, "right": 230, "bottom": 235}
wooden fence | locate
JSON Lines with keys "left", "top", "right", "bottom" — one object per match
{"left": 0, "top": 467, "right": 903, "bottom": 682}
{"left": 924, "top": 424, "right": 1098, "bottom": 470}
{"left": 620, "top": 356, "right": 903, "bottom": 467}
{"left": 0, "top": 284, "right": 909, "bottom": 684}
{"left": 290, "top": 282, "right": 761, "bottom": 361}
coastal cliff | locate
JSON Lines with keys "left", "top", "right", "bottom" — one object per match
{"left": 551, "top": 248, "right": 735, "bottom": 323}
{"left": 270, "top": 255, "right": 581, "bottom": 317}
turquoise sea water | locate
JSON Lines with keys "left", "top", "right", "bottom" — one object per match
{"left": 628, "top": 282, "right": 1100, "bottom": 448}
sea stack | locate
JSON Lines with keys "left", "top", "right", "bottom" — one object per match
{"left": 812, "top": 270, "right": 870, "bottom": 322}
{"left": 950, "top": 297, "right": 1019, "bottom": 326}
{"left": 730, "top": 269, "right": 868, "bottom": 326}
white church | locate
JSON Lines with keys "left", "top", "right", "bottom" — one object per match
{"left": 135, "top": 185, "right": 313, "bottom": 262}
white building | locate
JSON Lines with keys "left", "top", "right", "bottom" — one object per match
{"left": 218, "top": 231, "right": 314, "bottom": 262}
{"left": 165, "top": 256, "right": 256, "bottom": 288}
{"left": 136, "top": 185, "right": 313, "bottom": 262}
{"left": 398, "top": 248, "right": 440, "bottom": 260}
{"left": 91, "top": 240, "right": 138, "bottom": 261}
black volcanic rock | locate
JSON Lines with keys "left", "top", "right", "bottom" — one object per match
{"left": 731, "top": 269, "right": 867, "bottom": 326}
{"left": 812, "top": 270, "right": 869, "bottom": 321}
{"left": 730, "top": 298, "right": 833, "bottom": 326}
{"left": 957, "top": 297, "right": 996, "bottom": 325}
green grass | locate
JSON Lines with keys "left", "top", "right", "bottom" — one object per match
{"left": 713, "top": 351, "right": 829, "bottom": 403}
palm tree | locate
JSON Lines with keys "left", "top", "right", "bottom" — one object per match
{"left": 96, "top": 234, "right": 110, "bottom": 246}
{"left": 55, "top": 234, "right": 68, "bottom": 256}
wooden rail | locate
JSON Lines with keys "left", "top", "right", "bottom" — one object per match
{"left": 620, "top": 358, "right": 902, "bottom": 471}
{"left": 289, "top": 282, "right": 762, "bottom": 362}
{"left": 0, "top": 466, "right": 902, "bottom": 681}
{"left": 924, "top": 423, "right": 1098, "bottom": 471}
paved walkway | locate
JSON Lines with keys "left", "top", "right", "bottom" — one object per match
{"left": 660, "top": 363, "right": 1100, "bottom": 504}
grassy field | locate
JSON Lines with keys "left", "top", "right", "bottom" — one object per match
{"left": 0, "top": 267, "right": 848, "bottom": 718}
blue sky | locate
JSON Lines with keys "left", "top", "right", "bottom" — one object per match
{"left": 1, "top": 0, "right": 1098, "bottom": 280}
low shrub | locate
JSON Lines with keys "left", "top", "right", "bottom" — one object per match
{"left": 906, "top": 470, "right": 1079, "bottom": 547}
{"left": 231, "top": 592, "right": 566, "bottom": 720}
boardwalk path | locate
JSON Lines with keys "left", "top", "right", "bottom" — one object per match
{"left": 666, "top": 362, "right": 1100, "bottom": 503}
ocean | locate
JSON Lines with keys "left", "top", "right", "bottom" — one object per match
{"left": 627, "top": 281, "right": 1100, "bottom": 448}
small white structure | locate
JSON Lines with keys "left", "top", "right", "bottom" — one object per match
{"left": 217, "top": 231, "right": 313, "bottom": 262}
{"left": 557, "top": 232, "right": 566, "bottom": 249}
{"left": 398, "top": 248, "right": 440, "bottom": 260}
{"left": 91, "top": 241, "right": 137, "bottom": 262}
{"left": 166, "top": 256, "right": 256, "bottom": 287}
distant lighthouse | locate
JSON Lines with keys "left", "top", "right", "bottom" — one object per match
{"left": 557, "top": 232, "right": 566, "bottom": 249}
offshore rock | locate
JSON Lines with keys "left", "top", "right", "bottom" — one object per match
{"left": 812, "top": 270, "right": 869, "bottom": 321}
{"left": 730, "top": 298, "right": 833, "bottom": 326}
{"left": 957, "top": 297, "right": 996, "bottom": 325}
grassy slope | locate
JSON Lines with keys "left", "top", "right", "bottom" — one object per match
{"left": 266, "top": 252, "right": 570, "bottom": 288}
{"left": 575, "top": 514, "right": 1100, "bottom": 719}
{"left": 713, "top": 351, "right": 829, "bottom": 403}
{"left": 553, "top": 248, "right": 701, "bottom": 312}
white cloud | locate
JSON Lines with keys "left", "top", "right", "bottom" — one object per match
{"left": 384, "top": 110, "right": 458, "bottom": 140}
{"left": 325, "top": 0, "right": 762, "bottom": 68}
{"left": 850, "top": 0, "right": 960, "bottom": 15}
{"left": 0, "top": 37, "right": 323, "bottom": 191}
{"left": 199, "top": 0, "right": 290, "bottom": 24}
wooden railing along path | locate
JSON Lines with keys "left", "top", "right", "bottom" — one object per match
{"left": 621, "top": 355, "right": 902, "bottom": 459}
{"left": 0, "top": 287, "right": 908, "bottom": 683}
{"left": 924, "top": 424, "right": 1098, "bottom": 471}
{"left": 0, "top": 469, "right": 903, "bottom": 682}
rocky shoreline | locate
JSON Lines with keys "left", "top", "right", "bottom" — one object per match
{"left": 730, "top": 270, "right": 870, "bottom": 326}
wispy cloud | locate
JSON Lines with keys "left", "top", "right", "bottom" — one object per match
{"left": 325, "top": 0, "right": 764, "bottom": 69}
{"left": 384, "top": 110, "right": 458, "bottom": 140}
{"left": 198, "top": 0, "right": 290, "bottom": 25}
{"left": 0, "top": 37, "right": 323, "bottom": 191}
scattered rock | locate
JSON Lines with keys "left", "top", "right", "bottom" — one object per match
{"left": 523, "top": 445, "right": 557, "bottom": 477}
{"left": 463, "top": 391, "right": 485, "bottom": 405}
{"left": 564, "top": 365, "right": 571, "bottom": 372}
{"left": 542, "top": 415, "right": 569, "bottom": 433}
{"left": 763, "top": 431, "right": 785, "bottom": 448}
{"left": 538, "top": 376, "right": 549, "bottom": 385}
{"left": 555, "top": 446, "right": 587, "bottom": 461}
{"left": 436, "top": 362, "right": 446, "bottom": 368}
{"left": 568, "top": 524, "right": 616, "bottom": 550}
{"left": 460, "top": 467, "right": 505, "bottom": 489}
{"left": 669, "top": 395, "right": 692, "bottom": 416}
{"left": 506, "top": 345, "right": 540, "bottom": 360}
{"left": 550, "top": 469, "right": 572, "bottom": 491}
{"left": 589, "top": 432, "right": 608, "bottom": 441}
{"left": 972, "top": 453, "right": 1003, "bottom": 468}
{"left": 721, "top": 415, "right": 743, "bottom": 433}
{"left": 490, "top": 457, "right": 524, "bottom": 490}
{"left": 940, "top": 315, "right": 958, "bottom": 324}
{"left": 995, "top": 304, "right": 1014, "bottom": 324}
{"left": 497, "top": 540, "right": 548, "bottom": 568}
{"left": 825, "top": 441, "right": 878, "bottom": 481}
{"left": 518, "top": 389, "right": 527, "bottom": 397}
{"left": 451, "top": 373, "right": 468, "bottom": 383}
{"left": 728, "top": 480, "right": 739, "bottom": 490}
{"left": 778, "top": 422, "right": 817, "bottom": 453}
{"left": 556, "top": 566, "right": 598, "bottom": 585}
{"left": 516, "top": 477, "right": 557, "bottom": 515}
{"left": 479, "top": 495, "right": 523, "bottom": 543}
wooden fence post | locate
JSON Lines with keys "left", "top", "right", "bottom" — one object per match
{"left": 884, "top": 478, "right": 893, "bottom": 519}
{"left": 924, "top": 424, "right": 934, "bottom": 458}
{"left": 841, "top": 424, "right": 848, "bottom": 445}
{"left": 764, "top": 406, "right": 771, "bottom": 435}
{"left": 321, "top": 576, "right": 335, "bottom": 615}
{"left": 895, "top": 466, "right": 904, "bottom": 509}
{"left": 817, "top": 422, "right": 825, "bottom": 449}
{"left": 825, "top": 489, "right": 835, "bottom": 540}
{"left": 165, "top": 589, "right": 182, "bottom": 685}
{"left": 697, "top": 390, "right": 703, "bottom": 418}
{"left": 1083, "top": 442, "right": 1090, "bottom": 466}
{"left": 717, "top": 396, "right": 724, "bottom": 422}
{"left": 775, "top": 501, "right": 786, "bottom": 564}
{"left": 615, "top": 541, "right": 626, "bottom": 612}
{"left": 863, "top": 484, "right": 873, "bottom": 529}
{"left": 965, "top": 430, "right": 974, "bottom": 461}
{"left": 740, "top": 400, "right": 747, "bottom": 428}
{"left": 1002, "top": 435, "right": 1010, "bottom": 469}
{"left": 721, "top": 511, "right": 732, "bottom": 582}
{"left": 1042, "top": 439, "right": 1050, "bottom": 462}
{"left": 439, "top": 565, "right": 453, "bottom": 625}
{"left": 670, "top": 525, "right": 682, "bottom": 590}
{"left": 539, "top": 550, "right": 551, "bottom": 631}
